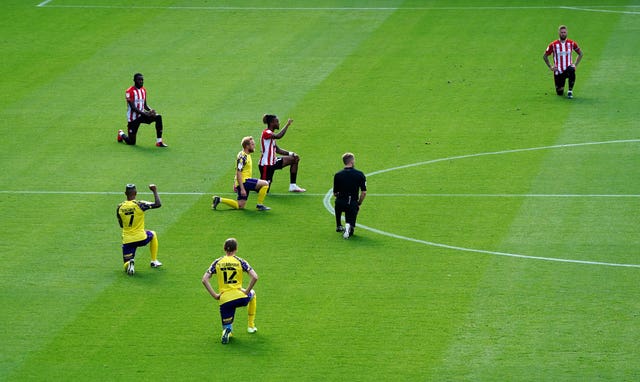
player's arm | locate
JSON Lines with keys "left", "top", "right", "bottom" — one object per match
{"left": 128, "top": 99, "right": 154, "bottom": 117}
{"left": 236, "top": 169, "right": 246, "bottom": 197}
{"left": 143, "top": 100, "right": 157, "bottom": 116}
{"left": 274, "top": 144, "right": 295, "bottom": 157}
{"left": 358, "top": 175, "right": 367, "bottom": 205}
{"left": 116, "top": 205, "right": 124, "bottom": 228}
{"left": 542, "top": 52, "right": 555, "bottom": 72}
{"left": 272, "top": 118, "right": 293, "bottom": 139}
{"left": 147, "top": 184, "right": 162, "bottom": 208}
{"left": 243, "top": 268, "right": 259, "bottom": 295}
{"left": 127, "top": 99, "right": 146, "bottom": 115}
{"left": 236, "top": 156, "right": 247, "bottom": 196}
{"left": 574, "top": 47, "right": 583, "bottom": 68}
{"left": 358, "top": 190, "right": 367, "bottom": 206}
{"left": 202, "top": 271, "right": 221, "bottom": 300}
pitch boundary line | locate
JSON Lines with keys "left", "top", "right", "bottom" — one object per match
{"left": 323, "top": 138, "right": 640, "bottom": 268}
{"left": 35, "top": 2, "right": 640, "bottom": 14}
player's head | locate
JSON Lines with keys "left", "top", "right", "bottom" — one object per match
{"left": 133, "top": 73, "right": 144, "bottom": 88}
{"left": 263, "top": 114, "right": 279, "bottom": 129}
{"left": 241, "top": 136, "right": 255, "bottom": 153}
{"left": 224, "top": 238, "right": 238, "bottom": 254}
{"left": 342, "top": 152, "right": 355, "bottom": 165}
{"left": 558, "top": 25, "right": 568, "bottom": 40}
{"left": 125, "top": 184, "right": 137, "bottom": 199}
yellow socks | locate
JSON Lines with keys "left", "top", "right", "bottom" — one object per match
{"left": 248, "top": 292, "right": 257, "bottom": 328}
{"left": 150, "top": 231, "right": 158, "bottom": 261}
{"left": 221, "top": 197, "right": 239, "bottom": 209}
{"left": 257, "top": 187, "right": 267, "bottom": 205}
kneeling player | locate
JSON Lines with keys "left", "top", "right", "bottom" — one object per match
{"left": 202, "top": 238, "right": 258, "bottom": 344}
{"left": 116, "top": 183, "right": 163, "bottom": 275}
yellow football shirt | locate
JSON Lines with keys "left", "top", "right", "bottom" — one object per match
{"left": 208, "top": 255, "right": 253, "bottom": 304}
{"left": 116, "top": 200, "right": 152, "bottom": 244}
{"left": 234, "top": 150, "right": 253, "bottom": 187}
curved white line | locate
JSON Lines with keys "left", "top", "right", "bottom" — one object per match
{"left": 324, "top": 139, "right": 640, "bottom": 268}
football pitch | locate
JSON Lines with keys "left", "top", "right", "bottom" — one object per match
{"left": 1, "top": 0, "right": 639, "bottom": 380}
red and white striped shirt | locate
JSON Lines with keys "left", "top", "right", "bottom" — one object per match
{"left": 125, "top": 86, "right": 146, "bottom": 122}
{"left": 259, "top": 129, "right": 277, "bottom": 166}
{"left": 545, "top": 39, "right": 581, "bottom": 74}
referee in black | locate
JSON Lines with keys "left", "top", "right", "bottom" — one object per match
{"left": 333, "top": 152, "right": 367, "bottom": 239}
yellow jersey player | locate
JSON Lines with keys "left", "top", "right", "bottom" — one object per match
{"left": 202, "top": 238, "right": 258, "bottom": 344}
{"left": 212, "top": 136, "right": 271, "bottom": 211}
{"left": 116, "top": 183, "right": 163, "bottom": 275}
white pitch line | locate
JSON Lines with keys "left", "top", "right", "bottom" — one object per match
{"left": 366, "top": 193, "right": 640, "bottom": 198}
{"left": 361, "top": 222, "right": 640, "bottom": 268}
{"left": 560, "top": 6, "right": 640, "bottom": 15}
{"left": 368, "top": 138, "right": 640, "bottom": 177}
{"left": 1, "top": 190, "right": 637, "bottom": 198}
{"left": 322, "top": 191, "right": 640, "bottom": 269}
{"left": 323, "top": 139, "right": 640, "bottom": 268}
{"left": 0, "top": 190, "right": 324, "bottom": 197}
{"left": 34, "top": 3, "right": 640, "bottom": 15}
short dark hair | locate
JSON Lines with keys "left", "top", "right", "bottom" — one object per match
{"left": 224, "top": 238, "right": 238, "bottom": 253}
{"left": 125, "top": 184, "right": 137, "bottom": 195}
{"left": 263, "top": 114, "right": 277, "bottom": 125}
{"left": 133, "top": 73, "right": 143, "bottom": 80}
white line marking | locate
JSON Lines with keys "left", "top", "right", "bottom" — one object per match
{"left": 34, "top": 4, "right": 640, "bottom": 15}
{"left": 0, "top": 190, "right": 323, "bottom": 196}
{"left": 365, "top": 193, "right": 640, "bottom": 198}
{"left": 1, "top": 190, "right": 637, "bottom": 198}
{"left": 560, "top": 6, "right": 640, "bottom": 15}
{"left": 323, "top": 139, "right": 640, "bottom": 268}
{"left": 368, "top": 139, "right": 640, "bottom": 177}
{"left": 0, "top": 190, "right": 640, "bottom": 198}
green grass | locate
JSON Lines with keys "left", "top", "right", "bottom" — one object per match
{"left": 1, "top": 0, "right": 639, "bottom": 380}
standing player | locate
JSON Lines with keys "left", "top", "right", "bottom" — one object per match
{"left": 212, "top": 136, "right": 271, "bottom": 211}
{"left": 118, "top": 73, "right": 168, "bottom": 147}
{"left": 333, "top": 152, "right": 367, "bottom": 239}
{"left": 543, "top": 25, "right": 583, "bottom": 99}
{"left": 259, "top": 114, "right": 306, "bottom": 192}
{"left": 202, "top": 238, "right": 258, "bottom": 344}
{"left": 116, "top": 184, "right": 163, "bottom": 275}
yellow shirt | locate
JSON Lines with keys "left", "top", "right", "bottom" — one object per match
{"left": 234, "top": 150, "right": 253, "bottom": 187}
{"left": 207, "top": 255, "right": 253, "bottom": 304}
{"left": 116, "top": 200, "right": 153, "bottom": 243}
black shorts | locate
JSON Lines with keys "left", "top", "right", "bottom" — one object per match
{"left": 554, "top": 66, "right": 575, "bottom": 92}
{"left": 259, "top": 158, "right": 284, "bottom": 181}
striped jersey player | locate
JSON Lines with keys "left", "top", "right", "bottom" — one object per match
{"left": 117, "top": 73, "right": 168, "bottom": 147}
{"left": 543, "top": 25, "right": 583, "bottom": 99}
